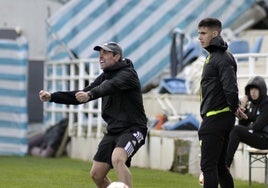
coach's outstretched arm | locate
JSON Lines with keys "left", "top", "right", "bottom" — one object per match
{"left": 39, "top": 90, "right": 51, "bottom": 102}
{"left": 39, "top": 90, "right": 90, "bottom": 104}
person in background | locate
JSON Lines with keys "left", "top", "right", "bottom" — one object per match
{"left": 197, "top": 18, "right": 247, "bottom": 188}
{"left": 39, "top": 42, "right": 148, "bottom": 188}
{"left": 226, "top": 76, "right": 268, "bottom": 168}
{"left": 27, "top": 118, "right": 68, "bottom": 158}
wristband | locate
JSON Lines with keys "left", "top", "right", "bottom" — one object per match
{"left": 87, "top": 91, "right": 93, "bottom": 99}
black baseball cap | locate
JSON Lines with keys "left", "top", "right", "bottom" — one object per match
{"left": 93, "top": 42, "right": 123, "bottom": 58}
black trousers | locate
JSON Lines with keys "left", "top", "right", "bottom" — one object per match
{"left": 198, "top": 112, "right": 235, "bottom": 188}
{"left": 226, "top": 125, "right": 268, "bottom": 167}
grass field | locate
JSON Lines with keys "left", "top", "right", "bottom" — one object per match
{"left": 0, "top": 156, "right": 265, "bottom": 188}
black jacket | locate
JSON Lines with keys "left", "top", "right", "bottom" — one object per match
{"left": 50, "top": 58, "right": 148, "bottom": 133}
{"left": 239, "top": 76, "right": 268, "bottom": 134}
{"left": 200, "top": 36, "right": 239, "bottom": 117}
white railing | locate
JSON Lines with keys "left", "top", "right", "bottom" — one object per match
{"left": 235, "top": 53, "right": 268, "bottom": 77}
{"left": 234, "top": 53, "right": 268, "bottom": 96}
{"left": 43, "top": 58, "right": 105, "bottom": 138}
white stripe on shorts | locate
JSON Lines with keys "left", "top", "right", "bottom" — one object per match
{"left": 124, "top": 141, "right": 134, "bottom": 157}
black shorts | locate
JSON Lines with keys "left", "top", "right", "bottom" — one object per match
{"left": 93, "top": 129, "right": 146, "bottom": 168}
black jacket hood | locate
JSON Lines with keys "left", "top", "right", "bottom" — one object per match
{"left": 245, "top": 76, "right": 267, "bottom": 103}
{"left": 103, "top": 58, "right": 133, "bottom": 73}
{"left": 205, "top": 36, "right": 228, "bottom": 52}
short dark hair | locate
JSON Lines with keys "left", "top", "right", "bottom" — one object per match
{"left": 198, "top": 18, "right": 222, "bottom": 33}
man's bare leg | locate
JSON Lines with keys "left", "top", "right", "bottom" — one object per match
{"left": 112, "top": 147, "right": 132, "bottom": 188}
{"left": 90, "top": 160, "right": 111, "bottom": 188}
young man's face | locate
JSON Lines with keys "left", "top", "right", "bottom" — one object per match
{"left": 250, "top": 87, "right": 260, "bottom": 100}
{"left": 98, "top": 49, "right": 120, "bottom": 70}
{"left": 198, "top": 26, "right": 218, "bottom": 48}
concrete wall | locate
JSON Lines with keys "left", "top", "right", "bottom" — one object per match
{"left": 68, "top": 130, "right": 200, "bottom": 175}
{"left": 0, "top": 0, "right": 62, "bottom": 59}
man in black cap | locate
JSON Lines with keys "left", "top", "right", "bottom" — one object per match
{"left": 39, "top": 42, "right": 148, "bottom": 188}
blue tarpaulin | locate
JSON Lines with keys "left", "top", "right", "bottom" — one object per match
{"left": 0, "top": 36, "right": 29, "bottom": 156}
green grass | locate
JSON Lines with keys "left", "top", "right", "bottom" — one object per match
{"left": 0, "top": 156, "right": 265, "bottom": 188}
